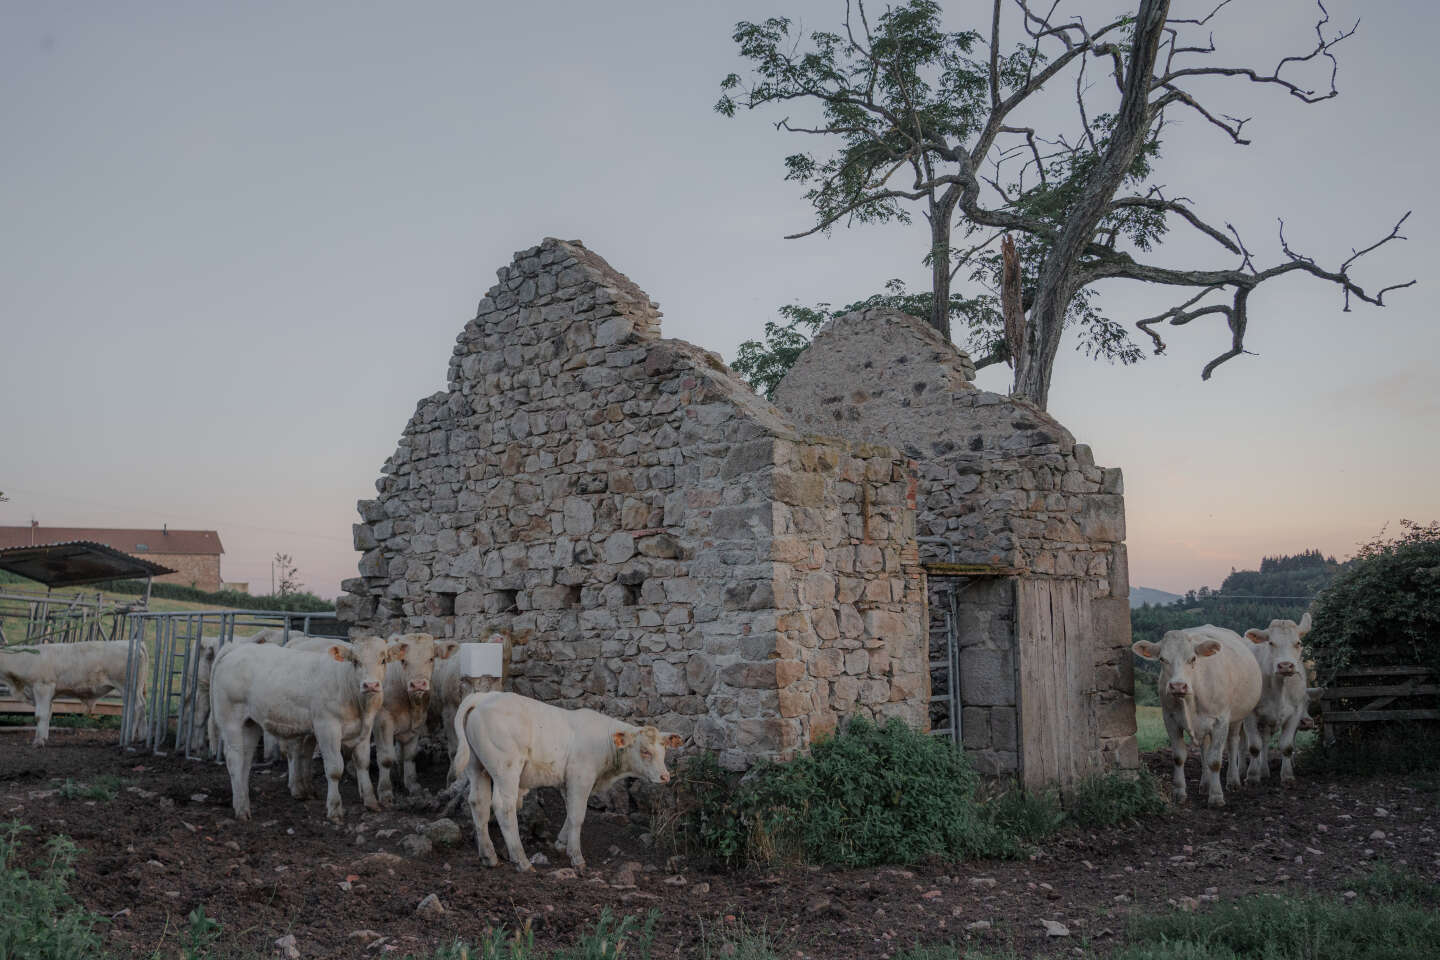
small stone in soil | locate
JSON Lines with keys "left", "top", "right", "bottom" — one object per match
{"left": 415, "top": 894, "right": 445, "bottom": 919}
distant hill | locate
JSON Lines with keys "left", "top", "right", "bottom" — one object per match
{"left": 1129, "top": 586, "right": 1181, "bottom": 609}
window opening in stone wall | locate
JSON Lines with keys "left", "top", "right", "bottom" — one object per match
{"left": 493, "top": 589, "right": 518, "bottom": 614}
{"left": 432, "top": 591, "right": 457, "bottom": 617}
{"left": 565, "top": 585, "right": 582, "bottom": 607}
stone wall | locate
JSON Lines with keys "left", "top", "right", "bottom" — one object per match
{"left": 774, "top": 307, "right": 1137, "bottom": 777}
{"left": 338, "top": 239, "right": 928, "bottom": 768}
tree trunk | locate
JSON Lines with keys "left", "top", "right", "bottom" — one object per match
{"left": 1012, "top": 0, "right": 1171, "bottom": 409}
{"left": 927, "top": 187, "right": 960, "bottom": 340}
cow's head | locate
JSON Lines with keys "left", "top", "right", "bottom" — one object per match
{"left": 1245, "top": 613, "right": 1310, "bottom": 679}
{"left": 385, "top": 633, "right": 459, "bottom": 702}
{"left": 612, "top": 726, "right": 683, "bottom": 785}
{"left": 330, "top": 635, "right": 406, "bottom": 697}
{"left": 1132, "top": 630, "right": 1225, "bottom": 700}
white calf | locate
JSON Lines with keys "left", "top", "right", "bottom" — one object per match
{"left": 1244, "top": 613, "right": 1313, "bottom": 784}
{"left": 209, "top": 635, "right": 402, "bottom": 821}
{"left": 1133, "top": 625, "right": 1261, "bottom": 806}
{"left": 450, "top": 691, "right": 680, "bottom": 871}
{"left": 0, "top": 641, "right": 147, "bottom": 746}
{"left": 290, "top": 633, "right": 458, "bottom": 805}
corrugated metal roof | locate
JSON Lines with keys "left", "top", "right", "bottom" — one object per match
{"left": 0, "top": 541, "right": 176, "bottom": 587}
{"left": 0, "top": 525, "right": 223, "bottom": 556}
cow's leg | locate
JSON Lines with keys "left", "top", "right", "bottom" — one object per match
{"left": 1277, "top": 710, "right": 1303, "bottom": 784}
{"left": 465, "top": 762, "right": 499, "bottom": 867}
{"left": 375, "top": 717, "right": 397, "bottom": 808}
{"left": 1225, "top": 721, "right": 1245, "bottom": 790}
{"left": 489, "top": 764, "right": 531, "bottom": 871}
{"left": 225, "top": 720, "right": 261, "bottom": 821}
{"left": 400, "top": 735, "right": 423, "bottom": 796}
{"left": 260, "top": 731, "right": 279, "bottom": 765}
{"left": 1243, "top": 715, "right": 1264, "bottom": 785}
{"left": 1163, "top": 709, "right": 1188, "bottom": 802}
{"left": 443, "top": 704, "right": 460, "bottom": 782}
{"left": 1202, "top": 718, "right": 1228, "bottom": 807}
{"left": 353, "top": 720, "right": 381, "bottom": 813}
{"left": 31, "top": 683, "right": 56, "bottom": 747}
{"left": 314, "top": 724, "right": 347, "bottom": 822}
{"left": 560, "top": 776, "right": 597, "bottom": 870}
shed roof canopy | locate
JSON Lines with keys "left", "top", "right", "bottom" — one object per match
{"left": 0, "top": 541, "right": 176, "bottom": 588}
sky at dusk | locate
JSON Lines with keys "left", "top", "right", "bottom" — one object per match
{"left": 2, "top": 1, "right": 1436, "bottom": 598}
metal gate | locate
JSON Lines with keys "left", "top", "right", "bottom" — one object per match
{"left": 119, "top": 609, "right": 341, "bottom": 757}
{"left": 927, "top": 575, "right": 965, "bottom": 741}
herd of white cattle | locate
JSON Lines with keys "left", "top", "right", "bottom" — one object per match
{"left": 1133, "top": 614, "right": 1319, "bottom": 807}
{"left": 0, "top": 615, "right": 1320, "bottom": 867}
{"left": 0, "top": 629, "right": 680, "bottom": 872}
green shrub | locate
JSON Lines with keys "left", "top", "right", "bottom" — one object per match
{"left": 1065, "top": 769, "right": 1166, "bottom": 829}
{"left": 0, "top": 822, "right": 108, "bottom": 960}
{"left": 677, "top": 717, "right": 1018, "bottom": 868}
{"left": 1122, "top": 890, "right": 1440, "bottom": 960}
{"left": 983, "top": 785, "right": 1065, "bottom": 843}
{"left": 1309, "top": 520, "right": 1440, "bottom": 682}
{"left": 181, "top": 906, "right": 223, "bottom": 960}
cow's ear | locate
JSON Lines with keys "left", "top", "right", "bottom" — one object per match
{"left": 328, "top": 645, "right": 349, "bottom": 663}
{"left": 1297, "top": 613, "right": 1312, "bottom": 638}
{"left": 1131, "top": 641, "right": 1159, "bottom": 660}
{"left": 663, "top": 733, "right": 683, "bottom": 749}
{"left": 436, "top": 641, "right": 459, "bottom": 660}
{"left": 1245, "top": 629, "right": 1269, "bottom": 645}
{"left": 1195, "top": 638, "right": 1223, "bottom": 657}
{"left": 384, "top": 643, "right": 409, "bottom": 664}
{"left": 612, "top": 731, "right": 634, "bottom": 749}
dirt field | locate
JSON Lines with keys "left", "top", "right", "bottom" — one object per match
{"left": 2, "top": 727, "right": 1436, "bottom": 959}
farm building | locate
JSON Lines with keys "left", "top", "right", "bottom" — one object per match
{"left": 774, "top": 308, "right": 1137, "bottom": 782}
{"left": 0, "top": 523, "right": 227, "bottom": 592}
{"left": 338, "top": 238, "right": 1137, "bottom": 782}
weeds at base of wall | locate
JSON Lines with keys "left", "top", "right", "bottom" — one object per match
{"left": 660, "top": 717, "right": 1169, "bottom": 870}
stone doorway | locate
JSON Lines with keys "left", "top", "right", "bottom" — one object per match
{"left": 925, "top": 573, "right": 1019, "bottom": 776}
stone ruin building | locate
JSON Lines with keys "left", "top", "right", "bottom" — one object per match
{"left": 338, "top": 238, "right": 1137, "bottom": 783}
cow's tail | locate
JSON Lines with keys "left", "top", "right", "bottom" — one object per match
{"left": 436, "top": 696, "right": 481, "bottom": 815}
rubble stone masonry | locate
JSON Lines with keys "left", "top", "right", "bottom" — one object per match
{"left": 338, "top": 240, "right": 928, "bottom": 768}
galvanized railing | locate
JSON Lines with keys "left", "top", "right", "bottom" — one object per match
{"left": 120, "top": 609, "right": 341, "bottom": 756}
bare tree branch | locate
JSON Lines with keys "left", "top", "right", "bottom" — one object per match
{"left": 1109, "top": 195, "right": 1241, "bottom": 252}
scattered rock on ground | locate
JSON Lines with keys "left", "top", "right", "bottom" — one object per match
{"left": 274, "top": 934, "right": 300, "bottom": 959}
{"left": 1042, "top": 920, "right": 1070, "bottom": 937}
{"left": 420, "top": 819, "right": 461, "bottom": 846}
{"left": 416, "top": 894, "right": 445, "bottom": 919}
{"left": 400, "top": 834, "right": 433, "bottom": 857}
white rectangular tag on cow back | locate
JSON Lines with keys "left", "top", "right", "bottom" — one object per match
{"left": 459, "top": 641, "right": 504, "bottom": 680}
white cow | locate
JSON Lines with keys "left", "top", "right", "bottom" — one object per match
{"left": 450, "top": 691, "right": 680, "bottom": 871}
{"left": 289, "top": 633, "right": 458, "bottom": 805}
{"left": 1133, "top": 625, "right": 1262, "bottom": 806}
{"left": 0, "top": 641, "right": 148, "bottom": 746}
{"left": 209, "top": 635, "right": 403, "bottom": 822}
{"left": 428, "top": 632, "right": 508, "bottom": 773}
{"left": 1244, "top": 613, "right": 1313, "bottom": 784}
{"left": 196, "top": 628, "right": 303, "bottom": 757}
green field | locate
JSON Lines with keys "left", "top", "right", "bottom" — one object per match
{"left": 1136, "top": 703, "right": 1315, "bottom": 755}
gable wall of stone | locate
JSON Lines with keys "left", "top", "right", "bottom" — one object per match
{"left": 338, "top": 241, "right": 928, "bottom": 767}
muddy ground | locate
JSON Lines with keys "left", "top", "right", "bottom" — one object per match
{"left": 1, "top": 726, "right": 1436, "bottom": 959}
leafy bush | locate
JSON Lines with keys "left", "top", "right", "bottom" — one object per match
{"left": 676, "top": 717, "right": 1019, "bottom": 868}
{"left": 1309, "top": 520, "right": 1440, "bottom": 681}
{"left": 983, "top": 785, "right": 1065, "bottom": 843}
{"left": 1065, "top": 769, "right": 1167, "bottom": 829}
{"left": 0, "top": 822, "right": 108, "bottom": 960}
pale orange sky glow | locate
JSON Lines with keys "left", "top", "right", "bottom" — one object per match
{"left": 2, "top": 1, "right": 1436, "bottom": 600}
